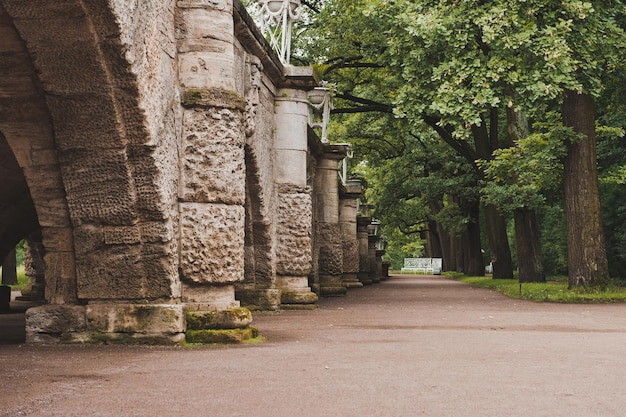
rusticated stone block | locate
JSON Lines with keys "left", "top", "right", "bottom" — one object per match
{"left": 181, "top": 105, "right": 245, "bottom": 205}
{"left": 86, "top": 304, "right": 185, "bottom": 334}
{"left": 342, "top": 240, "right": 360, "bottom": 273}
{"left": 276, "top": 189, "right": 312, "bottom": 276}
{"left": 180, "top": 202, "right": 245, "bottom": 284}
{"left": 76, "top": 241, "right": 179, "bottom": 300}
{"left": 41, "top": 227, "right": 73, "bottom": 252}
{"left": 59, "top": 147, "right": 137, "bottom": 226}
{"left": 25, "top": 305, "right": 87, "bottom": 336}
{"left": 44, "top": 251, "right": 77, "bottom": 304}
{"left": 103, "top": 222, "right": 174, "bottom": 245}
{"left": 317, "top": 223, "right": 343, "bottom": 275}
{"left": 126, "top": 143, "right": 178, "bottom": 222}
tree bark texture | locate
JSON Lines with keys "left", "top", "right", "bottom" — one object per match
{"left": 484, "top": 204, "right": 514, "bottom": 279}
{"left": 472, "top": 122, "right": 514, "bottom": 279}
{"left": 514, "top": 208, "right": 545, "bottom": 283}
{"left": 506, "top": 98, "right": 545, "bottom": 283}
{"left": 561, "top": 91, "right": 609, "bottom": 287}
{"left": 461, "top": 199, "right": 485, "bottom": 276}
{"left": 425, "top": 220, "right": 443, "bottom": 259}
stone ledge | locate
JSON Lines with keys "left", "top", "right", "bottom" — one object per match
{"left": 185, "top": 327, "right": 258, "bottom": 344}
{"left": 181, "top": 87, "right": 246, "bottom": 111}
{"left": 25, "top": 304, "right": 186, "bottom": 344}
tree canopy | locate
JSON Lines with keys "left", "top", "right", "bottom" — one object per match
{"left": 291, "top": 0, "right": 626, "bottom": 284}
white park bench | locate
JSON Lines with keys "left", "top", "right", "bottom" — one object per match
{"left": 401, "top": 258, "right": 442, "bottom": 275}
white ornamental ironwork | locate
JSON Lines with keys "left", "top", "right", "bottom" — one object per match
{"left": 308, "top": 86, "right": 332, "bottom": 143}
{"left": 256, "top": 0, "right": 302, "bottom": 65}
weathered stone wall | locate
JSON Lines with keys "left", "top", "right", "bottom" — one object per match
{"left": 1, "top": 0, "right": 351, "bottom": 342}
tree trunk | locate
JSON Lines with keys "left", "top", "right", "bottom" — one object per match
{"left": 506, "top": 94, "right": 545, "bottom": 283}
{"left": 514, "top": 208, "right": 545, "bottom": 283}
{"left": 425, "top": 220, "right": 443, "bottom": 259}
{"left": 484, "top": 204, "right": 514, "bottom": 279}
{"left": 2, "top": 248, "right": 17, "bottom": 286}
{"left": 561, "top": 90, "right": 609, "bottom": 288}
{"left": 471, "top": 121, "right": 514, "bottom": 279}
{"left": 461, "top": 198, "right": 485, "bottom": 276}
{"left": 436, "top": 221, "right": 452, "bottom": 272}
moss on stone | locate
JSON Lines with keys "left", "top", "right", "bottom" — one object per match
{"left": 185, "top": 308, "right": 252, "bottom": 330}
{"left": 185, "top": 327, "right": 258, "bottom": 344}
{"left": 181, "top": 87, "right": 246, "bottom": 111}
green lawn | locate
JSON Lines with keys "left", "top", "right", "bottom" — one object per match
{"left": 457, "top": 276, "right": 626, "bottom": 303}
{"left": 0, "top": 265, "right": 29, "bottom": 290}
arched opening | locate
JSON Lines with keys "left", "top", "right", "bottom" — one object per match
{"left": 0, "top": 132, "right": 39, "bottom": 268}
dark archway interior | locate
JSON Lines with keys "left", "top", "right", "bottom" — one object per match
{"left": 0, "top": 132, "right": 39, "bottom": 262}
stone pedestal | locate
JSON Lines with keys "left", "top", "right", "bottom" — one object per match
{"left": 235, "top": 287, "right": 282, "bottom": 311}
{"left": 274, "top": 88, "right": 318, "bottom": 307}
{"left": 25, "top": 304, "right": 186, "bottom": 344}
{"left": 317, "top": 145, "right": 349, "bottom": 296}
{"left": 368, "top": 235, "right": 380, "bottom": 284}
{"left": 340, "top": 179, "right": 363, "bottom": 288}
{"left": 376, "top": 249, "right": 386, "bottom": 281}
{"left": 357, "top": 216, "right": 372, "bottom": 285}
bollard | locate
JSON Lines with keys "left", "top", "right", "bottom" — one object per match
{"left": 0, "top": 285, "right": 10, "bottom": 312}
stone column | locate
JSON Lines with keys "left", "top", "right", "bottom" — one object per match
{"left": 317, "top": 144, "right": 348, "bottom": 296}
{"left": 357, "top": 215, "right": 372, "bottom": 285}
{"left": 274, "top": 87, "right": 317, "bottom": 307}
{"left": 177, "top": 0, "right": 252, "bottom": 337}
{"left": 375, "top": 248, "right": 386, "bottom": 281}
{"left": 339, "top": 179, "right": 363, "bottom": 288}
{"left": 368, "top": 234, "right": 380, "bottom": 284}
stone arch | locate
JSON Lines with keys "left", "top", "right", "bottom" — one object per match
{"left": 1, "top": 0, "right": 183, "bottom": 342}
{"left": 0, "top": 3, "right": 76, "bottom": 303}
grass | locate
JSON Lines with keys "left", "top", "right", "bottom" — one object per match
{"left": 456, "top": 275, "right": 626, "bottom": 303}
{"left": 0, "top": 265, "right": 29, "bottom": 291}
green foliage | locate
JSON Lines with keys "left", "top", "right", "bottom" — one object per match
{"left": 298, "top": 0, "right": 626, "bottom": 283}
{"left": 382, "top": 227, "right": 425, "bottom": 270}
{"left": 0, "top": 265, "right": 28, "bottom": 290}
{"left": 479, "top": 125, "right": 575, "bottom": 213}
{"left": 539, "top": 204, "right": 569, "bottom": 276}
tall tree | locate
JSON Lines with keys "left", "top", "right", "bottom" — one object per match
{"left": 382, "top": 0, "right": 625, "bottom": 286}
{"left": 562, "top": 92, "right": 609, "bottom": 287}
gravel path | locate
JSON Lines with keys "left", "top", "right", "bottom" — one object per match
{"left": 1, "top": 274, "right": 625, "bottom": 417}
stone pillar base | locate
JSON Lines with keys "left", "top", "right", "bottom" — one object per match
{"left": 235, "top": 288, "right": 282, "bottom": 311}
{"left": 277, "top": 275, "right": 318, "bottom": 308}
{"left": 358, "top": 272, "right": 373, "bottom": 285}
{"left": 25, "top": 304, "right": 185, "bottom": 344}
{"left": 182, "top": 283, "right": 240, "bottom": 310}
{"left": 185, "top": 307, "right": 252, "bottom": 330}
{"left": 342, "top": 273, "right": 363, "bottom": 288}
{"left": 320, "top": 274, "right": 347, "bottom": 296}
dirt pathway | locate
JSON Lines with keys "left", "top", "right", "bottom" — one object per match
{"left": 1, "top": 275, "right": 625, "bottom": 417}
